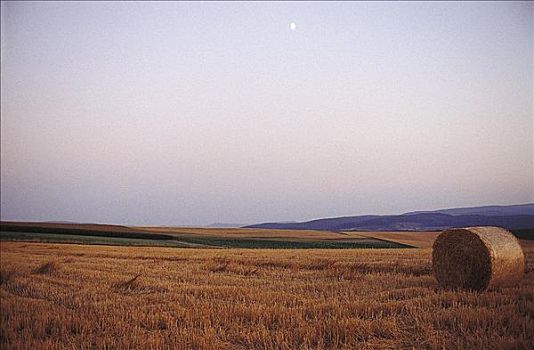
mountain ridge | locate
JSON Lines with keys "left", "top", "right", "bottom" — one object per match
{"left": 244, "top": 203, "right": 534, "bottom": 233}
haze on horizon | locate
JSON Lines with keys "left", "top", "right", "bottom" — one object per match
{"left": 1, "top": 1, "right": 533, "bottom": 226}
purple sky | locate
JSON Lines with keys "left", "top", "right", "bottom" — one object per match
{"left": 1, "top": 1, "right": 532, "bottom": 225}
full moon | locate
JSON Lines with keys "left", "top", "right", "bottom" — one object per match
{"left": 290, "top": 22, "right": 296, "bottom": 31}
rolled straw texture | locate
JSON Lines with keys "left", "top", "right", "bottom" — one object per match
{"left": 432, "top": 226, "right": 524, "bottom": 291}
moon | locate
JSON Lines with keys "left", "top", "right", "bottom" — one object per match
{"left": 290, "top": 22, "right": 296, "bottom": 31}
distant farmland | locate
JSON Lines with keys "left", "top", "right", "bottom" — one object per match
{"left": 0, "top": 222, "right": 416, "bottom": 249}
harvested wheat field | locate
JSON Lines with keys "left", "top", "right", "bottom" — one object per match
{"left": 343, "top": 232, "right": 442, "bottom": 248}
{"left": 1, "top": 241, "right": 533, "bottom": 350}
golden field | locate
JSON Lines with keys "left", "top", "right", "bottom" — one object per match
{"left": 1, "top": 240, "right": 533, "bottom": 350}
{"left": 0, "top": 222, "right": 421, "bottom": 249}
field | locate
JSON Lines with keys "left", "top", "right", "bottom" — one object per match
{"left": 1, "top": 239, "right": 533, "bottom": 349}
{"left": 344, "top": 232, "right": 442, "bottom": 249}
{"left": 0, "top": 222, "right": 416, "bottom": 249}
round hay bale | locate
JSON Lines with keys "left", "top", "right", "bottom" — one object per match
{"left": 432, "top": 226, "right": 524, "bottom": 291}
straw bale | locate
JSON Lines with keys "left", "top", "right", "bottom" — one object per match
{"left": 432, "top": 226, "right": 524, "bottom": 291}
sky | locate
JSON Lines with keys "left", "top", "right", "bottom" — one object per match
{"left": 1, "top": 1, "right": 533, "bottom": 226}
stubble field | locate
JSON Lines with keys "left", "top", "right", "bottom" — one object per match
{"left": 1, "top": 240, "right": 533, "bottom": 349}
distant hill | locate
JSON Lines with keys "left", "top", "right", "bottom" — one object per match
{"left": 205, "top": 223, "right": 246, "bottom": 228}
{"left": 404, "top": 203, "right": 534, "bottom": 216}
{"left": 246, "top": 215, "right": 380, "bottom": 231}
{"left": 244, "top": 203, "right": 534, "bottom": 234}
